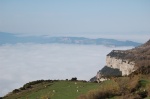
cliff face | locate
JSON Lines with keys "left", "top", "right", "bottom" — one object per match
{"left": 90, "top": 39, "right": 150, "bottom": 82}
{"left": 105, "top": 39, "right": 150, "bottom": 76}
{"left": 106, "top": 53, "right": 135, "bottom": 76}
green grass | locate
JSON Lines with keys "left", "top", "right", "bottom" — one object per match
{"left": 138, "top": 79, "right": 150, "bottom": 87}
{"left": 3, "top": 81, "right": 100, "bottom": 99}
{"left": 4, "top": 75, "right": 150, "bottom": 99}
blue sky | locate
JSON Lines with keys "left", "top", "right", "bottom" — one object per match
{"left": 0, "top": 0, "right": 150, "bottom": 40}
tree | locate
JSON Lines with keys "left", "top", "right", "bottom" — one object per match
{"left": 71, "top": 77, "right": 77, "bottom": 81}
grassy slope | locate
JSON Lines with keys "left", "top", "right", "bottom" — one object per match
{"left": 3, "top": 81, "right": 100, "bottom": 99}
{"left": 4, "top": 75, "right": 150, "bottom": 99}
{"left": 78, "top": 75, "right": 150, "bottom": 99}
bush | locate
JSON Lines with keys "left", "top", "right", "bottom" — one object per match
{"left": 138, "top": 91, "right": 148, "bottom": 98}
{"left": 78, "top": 80, "right": 120, "bottom": 99}
{"left": 12, "top": 89, "right": 20, "bottom": 93}
{"left": 71, "top": 77, "right": 77, "bottom": 81}
{"left": 19, "top": 80, "right": 53, "bottom": 90}
{"left": 66, "top": 79, "right": 68, "bottom": 81}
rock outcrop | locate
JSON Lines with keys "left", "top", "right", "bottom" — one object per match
{"left": 106, "top": 52, "right": 135, "bottom": 76}
{"left": 90, "top": 39, "right": 150, "bottom": 82}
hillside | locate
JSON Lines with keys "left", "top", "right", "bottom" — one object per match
{"left": 3, "top": 80, "right": 99, "bottom": 99}
{"left": 81, "top": 74, "right": 150, "bottom": 99}
{"left": 3, "top": 75, "right": 150, "bottom": 99}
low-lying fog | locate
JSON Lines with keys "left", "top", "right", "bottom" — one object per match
{"left": 0, "top": 43, "right": 133, "bottom": 96}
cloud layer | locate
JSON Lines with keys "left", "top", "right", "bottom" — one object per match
{"left": 0, "top": 43, "right": 133, "bottom": 96}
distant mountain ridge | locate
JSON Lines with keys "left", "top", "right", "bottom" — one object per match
{"left": 0, "top": 32, "right": 141, "bottom": 46}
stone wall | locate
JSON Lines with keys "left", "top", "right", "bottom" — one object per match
{"left": 106, "top": 56, "right": 135, "bottom": 75}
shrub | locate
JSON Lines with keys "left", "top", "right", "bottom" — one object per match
{"left": 78, "top": 80, "right": 120, "bottom": 99}
{"left": 12, "top": 89, "right": 20, "bottom": 93}
{"left": 77, "top": 94, "right": 87, "bottom": 99}
{"left": 71, "top": 77, "right": 77, "bottom": 81}
{"left": 138, "top": 91, "right": 148, "bottom": 98}
{"left": 66, "top": 79, "right": 68, "bottom": 81}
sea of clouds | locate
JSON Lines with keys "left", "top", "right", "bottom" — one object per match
{"left": 0, "top": 43, "right": 133, "bottom": 96}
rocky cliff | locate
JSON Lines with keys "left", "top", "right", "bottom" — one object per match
{"left": 105, "top": 39, "right": 150, "bottom": 75}
{"left": 90, "top": 39, "right": 150, "bottom": 82}
{"left": 106, "top": 51, "right": 135, "bottom": 76}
